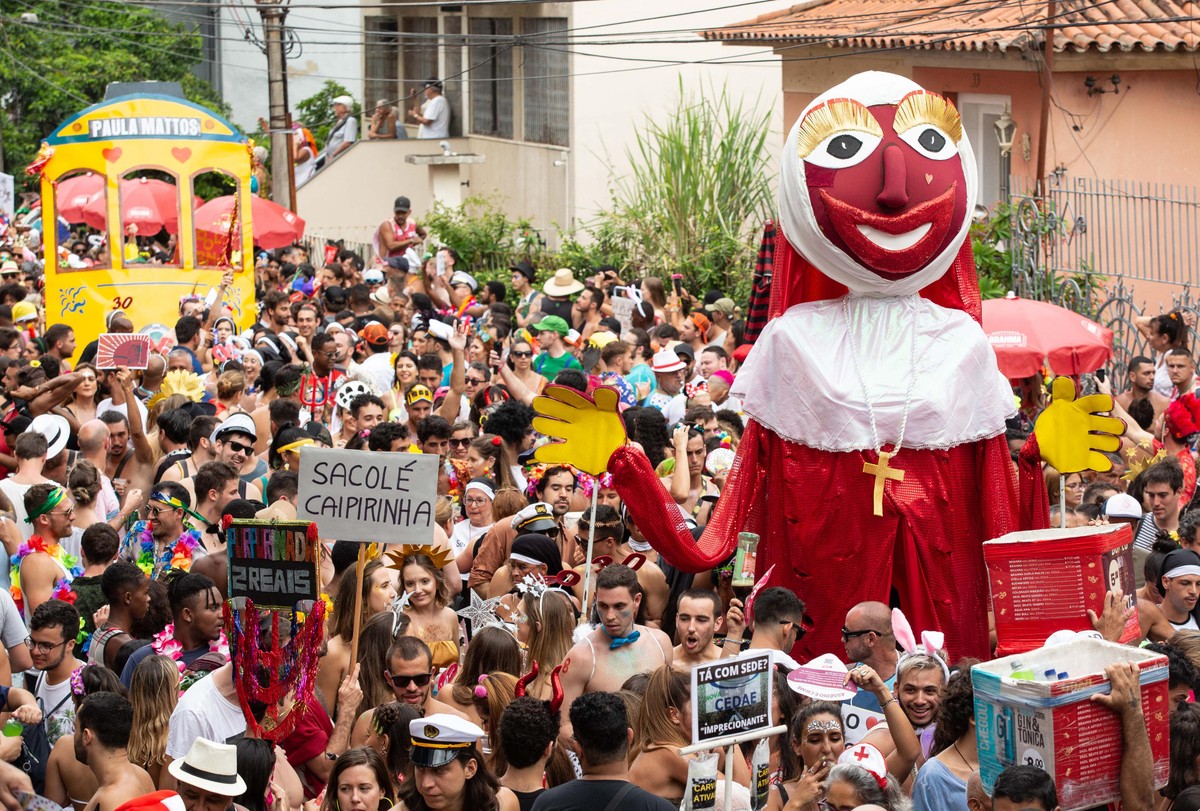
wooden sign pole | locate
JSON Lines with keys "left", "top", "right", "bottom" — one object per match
{"left": 348, "top": 544, "right": 367, "bottom": 672}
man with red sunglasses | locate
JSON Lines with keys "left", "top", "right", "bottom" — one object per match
{"left": 384, "top": 636, "right": 467, "bottom": 719}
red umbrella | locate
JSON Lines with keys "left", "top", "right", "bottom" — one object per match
{"left": 193, "top": 195, "right": 305, "bottom": 250}
{"left": 81, "top": 177, "right": 180, "bottom": 234}
{"left": 54, "top": 173, "right": 103, "bottom": 223}
{"left": 982, "top": 294, "right": 1113, "bottom": 379}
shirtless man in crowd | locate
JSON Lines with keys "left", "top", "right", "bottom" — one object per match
{"left": 671, "top": 589, "right": 724, "bottom": 671}
{"left": 558, "top": 565, "right": 672, "bottom": 739}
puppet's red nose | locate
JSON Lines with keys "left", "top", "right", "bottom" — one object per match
{"left": 876, "top": 143, "right": 909, "bottom": 210}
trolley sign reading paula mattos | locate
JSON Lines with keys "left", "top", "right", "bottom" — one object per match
{"left": 691, "top": 651, "right": 774, "bottom": 746}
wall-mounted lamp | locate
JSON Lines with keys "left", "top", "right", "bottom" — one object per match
{"left": 1085, "top": 74, "right": 1121, "bottom": 96}
{"left": 994, "top": 106, "right": 1016, "bottom": 157}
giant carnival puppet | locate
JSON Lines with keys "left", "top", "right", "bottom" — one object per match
{"left": 532, "top": 72, "right": 1121, "bottom": 662}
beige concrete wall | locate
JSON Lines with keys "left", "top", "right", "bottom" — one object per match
{"left": 295, "top": 136, "right": 565, "bottom": 249}
{"left": 569, "top": 2, "right": 788, "bottom": 224}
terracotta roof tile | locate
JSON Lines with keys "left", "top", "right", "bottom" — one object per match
{"left": 702, "top": 0, "right": 1200, "bottom": 53}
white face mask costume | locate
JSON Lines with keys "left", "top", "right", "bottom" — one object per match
{"left": 778, "top": 72, "right": 979, "bottom": 296}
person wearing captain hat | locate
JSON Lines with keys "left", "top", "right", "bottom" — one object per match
{"left": 400, "top": 714, "right": 515, "bottom": 811}
{"left": 449, "top": 270, "right": 485, "bottom": 319}
{"left": 167, "top": 738, "right": 247, "bottom": 811}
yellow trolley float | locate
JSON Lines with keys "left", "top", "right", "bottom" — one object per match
{"left": 36, "top": 87, "right": 255, "bottom": 346}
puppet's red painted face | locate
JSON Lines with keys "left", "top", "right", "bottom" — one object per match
{"left": 800, "top": 92, "right": 968, "bottom": 279}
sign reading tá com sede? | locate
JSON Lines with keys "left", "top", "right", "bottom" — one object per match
{"left": 296, "top": 448, "right": 438, "bottom": 544}
{"left": 691, "top": 651, "right": 773, "bottom": 745}
{"left": 226, "top": 519, "right": 320, "bottom": 610}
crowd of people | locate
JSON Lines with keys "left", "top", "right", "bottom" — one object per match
{"left": 0, "top": 195, "right": 1198, "bottom": 811}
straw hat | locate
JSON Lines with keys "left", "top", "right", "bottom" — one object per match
{"left": 543, "top": 268, "right": 585, "bottom": 297}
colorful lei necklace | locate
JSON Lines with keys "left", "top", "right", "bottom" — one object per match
{"left": 152, "top": 622, "right": 230, "bottom": 674}
{"left": 130, "top": 520, "right": 202, "bottom": 579}
{"left": 10, "top": 535, "right": 81, "bottom": 615}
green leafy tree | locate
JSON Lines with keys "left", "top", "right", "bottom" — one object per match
{"left": 604, "top": 80, "right": 775, "bottom": 301}
{"left": 0, "top": 0, "right": 228, "bottom": 189}
{"left": 294, "top": 81, "right": 360, "bottom": 154}
{"left": 972, "top": 202, "right": 1013, "bottom": 300}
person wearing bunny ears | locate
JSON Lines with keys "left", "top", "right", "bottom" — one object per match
{"left": 859, "top": 608, "right": 950, "bottom": 778}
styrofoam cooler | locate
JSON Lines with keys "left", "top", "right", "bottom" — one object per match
{"left": 984, "top": 523, "right": 1139, "bottom": 656}
{"left": 972, "top": 639, "right": 1169, "bottom": 811}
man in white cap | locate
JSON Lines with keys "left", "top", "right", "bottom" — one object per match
{"left": 167, "top": 738, "right": 247, "bottom": 811}
{"left": 326, "top": 95, "right": 358, "bottom": 161}
{"left": 645, "top": 348, "right": 687, "bottom": 424}
{"left": 205, "top": 414, "right": 263, "bottom": 505}
{"left": 449, "top": 271, "right": 486, "bottom": 318}
{"left": 1104, "top": 493, "right": 1142, "bottom": 529}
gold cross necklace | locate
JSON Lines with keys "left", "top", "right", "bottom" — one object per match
{"left": 842, "top": 296, "right": 920, "bottom": 516}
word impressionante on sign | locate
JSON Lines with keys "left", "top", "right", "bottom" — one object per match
{"left": 296, "top": 448, "right": 438, "bottom": 543}
{"left": 691, "top": 651, "right": 773, "bottom": 745}
{"left": 226, "top": 519, "right": 320, "bottom": 609}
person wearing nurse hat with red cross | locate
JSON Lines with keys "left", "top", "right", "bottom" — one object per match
{"left": 821, "top": 742, "right": 901, "bottom": 809}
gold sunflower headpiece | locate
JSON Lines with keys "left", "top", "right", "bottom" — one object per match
{"left": 384, "top": 544, "right": 455, "bottom": 572}
{"left": 145, "top": 369, "right": 206, "bottom": 409}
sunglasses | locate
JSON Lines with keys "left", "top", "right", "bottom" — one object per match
{"left": 841, "top": 627, "right": 881, "bottom": 641}
{"left": 225, "top": 440, "right": 253, "bottom": 455}
{"left": 465, "top": 377, "right": 487, "bottom": 385}
{"left": 510, "top": 351, "right": 533, "bottom": 358}
{"left": 386, "top": 671, "right": 431, "bottom": 689}
{"left": 448, "top": 438, "right": 472, "bottom": 448}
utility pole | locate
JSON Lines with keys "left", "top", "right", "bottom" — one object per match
{"left": 1035, "top": 0, "right": 1055, "bottom": 196}
{"left": 256, "top": 0, "right": 293, "bottom": 211}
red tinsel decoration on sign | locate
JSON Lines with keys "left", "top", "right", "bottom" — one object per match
{"left": 224, "top": 596, "right": 326, "bottom": 740}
